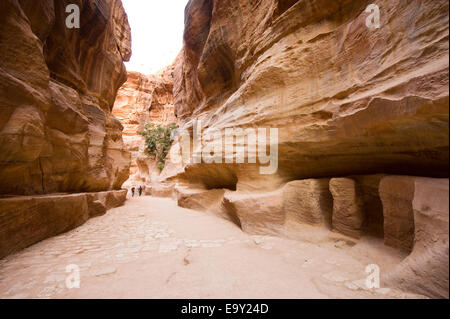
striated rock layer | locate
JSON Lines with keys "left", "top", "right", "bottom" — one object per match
{"left": 156, "top": 0, "right": 449, "bottom": 298}
{"left": 0, "top": 0, "right": 132, "bottom": 196}
{"left": 171, "top": 0, "right": 448, "bottom": 191}
{"left": 113, "top": 68, "right": 177, "bottom": 189}
{"left": 0, "top": 190, "right": 127, "bottom": 259}
{"left": 0, "top": 0, "right": 132, "bottom": 257}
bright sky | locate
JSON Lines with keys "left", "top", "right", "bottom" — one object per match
{"left": 122, "top": 0, "right": 189, "bottom": 75}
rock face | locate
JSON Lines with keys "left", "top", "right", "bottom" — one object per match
{"left": 283, "top": 179, "right": 333, "bottom": 228}
{"left": 0, "top": 190, "right": 127, "bottom": 259}
{"left": 175, "top": 187, "right": 238, "bottom": 224}
{"left": 382, "top": 178, "right": 449, "bottom": 299}
{"left": 172, "top": 0, "right": 448, "bottom": 191}
{"left": 330, "top": 178, "right": 365, "bottom": 239}
{"left": 379, "top": 176, "right": 416, "bottom": 252}
{"left": 113, "top": 68, "right": 177, "bottom": 189}
{"left": 352, "top": 175, "right": 385, "bottom": 238}
{"left": 0, "top": 0, "right": 131, "bottom": 196}
{"left": 224, "top": 190, "right": 285, "bottom": 236}
{"left": 114, "top": 69, "right": 176, "bottom": 139}
{"left": 0, "top": 0, "right": 131, "bottom": 257}
{"left": 160, "top": 0, "right": 449, "bottom": 298}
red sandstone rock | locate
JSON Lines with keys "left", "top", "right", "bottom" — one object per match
{"left": 223, "top": 190, "right": 285, "bottom": 236}
{"left": 379, "top": 176, "right": 416, "bottom": 252}
{"left": 329, "top": 178, "right": 365, "bottom": 239}
{"left": 383, "top": 178, "right": 449, "bottom": 299}
{"left": 0, "top": 0, "right": 131, "bottom": 258}
{"left": 166, "top": 1, "right": 448, "bottom": 298}
{"left": 175, "top": 187, "right": 237, "bottom": 223}
{"left": 113, "top": 69, "right": 177, "bottom": 188}
{"left": 0, "top": 190, "right": 127, "bottom": 259}
{"left": 0, "top": 0, "right": 132, "bottom": 196}
{"left": 283, "top": 179, "right": 333, "bottom": 228}
{"left": 171, "top": 0, "right": 448, "bottom": 191}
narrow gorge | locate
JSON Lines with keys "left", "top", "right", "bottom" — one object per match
{"left": 112, "top": 67, "right": 177, "bottom": 192}
{"left": 0, "top": 0, "right": 448, "bottom": 300}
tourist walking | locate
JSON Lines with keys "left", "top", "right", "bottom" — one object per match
{"left": 131, "top": 187, "right": 135, "bottom": 197}
{"left": 138, "top": 186, "right": 143, "bottom": 197}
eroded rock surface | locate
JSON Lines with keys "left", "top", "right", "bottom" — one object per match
{"left": 379, "top": 176, "right": 416, "bottom": 252}
{"left": 330, "top": 178, "right": 365, "bottom": 239}
{"left": 383, "top": 178, "right": 449, "bottom": 299}
{"left": 0, "top": 190, "right": 127, "bottom": 259}
{"left": 0, "top": 0, "right": 131, "bottom": 258}
{"left": 113, "top": 68, "right": 177, "bottom": 189}
{"left": 170, "top": 0, "right": 448, "bottom": 190}
{"left": 0, "top": 0, "right": 132, "bottom": 196}
{"left": 283, "top": 179, "right": 333, "bottom": 228}
{"left": 159, "top": 0, "right": 449, "bottom": 298}
{"left": 2, "top": 0, "right": 448, "bottom": 299}
{"left": 224, "top": 190, "right": 285, "bottom": 236}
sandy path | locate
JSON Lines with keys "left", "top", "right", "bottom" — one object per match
{"left": 0, "top": 196, "right": 424, "bottom": 299}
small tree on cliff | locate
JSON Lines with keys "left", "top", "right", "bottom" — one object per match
{"left": 139, "top": 123, "right": 177, "bottom": 172}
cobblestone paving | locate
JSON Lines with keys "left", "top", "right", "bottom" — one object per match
{"left": 0, "top": 197, "right": 426, "bottom": 299}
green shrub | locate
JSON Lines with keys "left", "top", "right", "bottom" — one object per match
{"left": 139, "top": 123, "right": 177, "bottom": 172}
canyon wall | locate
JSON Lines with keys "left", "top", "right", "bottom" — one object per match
{"left": 0, "top": 0, "right": 131, "bottom": 257}
{"left": 113, "top": 68, "right": 177, "bottom": 190}
{"left": 0, "top": 0, "right": 131, "bottom": 196}
{"left": 160, "top": 0, "right": 449, "bottom": 298}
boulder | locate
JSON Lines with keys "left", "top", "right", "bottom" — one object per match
{"left": 112, "top": 69, "right": 177, "bottom": 186}
{"left": 223, "top": 190, "right": 284, "bottom": 236}
{"left": 176, "top": 187, "right": 224, "bottom": 212}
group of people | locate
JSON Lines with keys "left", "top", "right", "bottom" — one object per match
{"left": 131, "top": 186, "right": 143, "bottom": 197}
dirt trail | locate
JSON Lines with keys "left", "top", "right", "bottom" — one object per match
{"left": 0, "top": 196, "right": 424, "bottom": 299}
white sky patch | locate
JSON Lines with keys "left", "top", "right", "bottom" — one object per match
{"left": 122, "top": 0, "right": 188, "bottom": 75}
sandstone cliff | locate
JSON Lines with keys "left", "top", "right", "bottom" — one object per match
{"left": 0, "top": 0, "right": 131, "bottom": 196}
{"left": 173, "top": 0, "right": 448, "bottom": 190}
{"left": 160, "top": 0, "right": 449, "bottom": 298}
{"left": 113, "top": 68, "right": 177, "bottom": 189}
{"left": 0, "top": 0, "right": 132, "bottom": 258}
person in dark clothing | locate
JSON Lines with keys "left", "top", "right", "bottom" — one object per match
{"left": 131, "top": 187, "right": 135, "bottom": 197}
{"left": 138, "top": 186, "right": 143, "bottom": 197}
